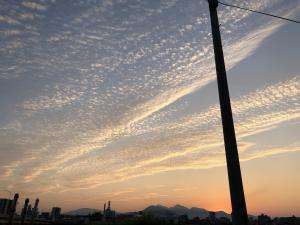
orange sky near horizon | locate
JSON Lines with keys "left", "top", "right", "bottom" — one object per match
{"left": 28, "top": 151, "right": 299, "bottom": 217}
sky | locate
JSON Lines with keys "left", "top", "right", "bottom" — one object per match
{"left": 0, "top": 0, "right": 299, "bottom": 217}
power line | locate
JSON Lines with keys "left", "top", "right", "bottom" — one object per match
{"left": 218, "top": 1, "right": 300, "bottom": 24}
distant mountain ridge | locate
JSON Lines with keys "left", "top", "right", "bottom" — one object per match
{"left": 65, "top": 205, "right": 234, "bottom": 220}
{"left": 143, "top": 204, "right": 231, "bottom": 219}
{"left": 65, "top": 208, "right": 99, "bottom": 216}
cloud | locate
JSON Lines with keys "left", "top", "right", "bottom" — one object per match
{"left": 0, "top": 30, "right": 21, "bottom": 36}
{"left": 104, "top": 188, "right": 136, "bottom": 198}
{"left": 21, "top": 84, "right": 87, "bottom": 111}
{"left": 41, "top": 77, "right": 300, "bottom": 191}
{"left": 0, "top": 15, "right": 19, "bottom": 25}
{"left": 0, "top": 0, "right": 299, "bottom": 197}
{"left": 22, "top": 2, "right": 47, "bottom": 11}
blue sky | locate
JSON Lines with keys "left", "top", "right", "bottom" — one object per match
{"left": 0, "top": 0, "right": 299, "bottom": 216}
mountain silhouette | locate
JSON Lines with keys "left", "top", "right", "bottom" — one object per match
{"left": 142, "top": 204, "right": 231, "bottom": 219}
{"left": 64, "top": 205, "right": 236, "bottom": 220}
{"left": 169, "top": 205, "right": 190, "bottom": 215}
{"left": 65, "top": 208, "right": 99, "bottom": 216}
{"left": 143, "top": 205, "right": 177, "bottom": 219}
{"left": 64, "top": 205, "right": 257, "bottom": 220}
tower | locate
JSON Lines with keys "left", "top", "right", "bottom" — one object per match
{"left": 31, "top": 198, "right": 39, "bottom": 224}
{"left": 8, "top": 193, "right": 19, "bottom": 225}
{"left": 103, "top": 202, "right": 106, "bottom": 221}
{"left": 21, "top": 198, "right": 30, "bottom": 225}
{"left": 107, "top": 201, "right": 111, "bottom": 210}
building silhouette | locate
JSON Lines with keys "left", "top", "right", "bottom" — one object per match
{"left": 30, "top": 198, "right": 39, "bottom": 223}
{"left": 27, "top": 204, "right": 33, "bottom": 218}
{"left": 51, "top": 207, "right": 61, "bottom": 221}
{"left": 0, "top": 198, "right": 13, "bottom": 217}
{"left": 103, "top": 201, "right": 116, "bottom": 222}
{"left": 21, "top": 198, "right": 29, "bottom": 225}
{"left": 8, "top": 193, "right": 19, "bottom": 225}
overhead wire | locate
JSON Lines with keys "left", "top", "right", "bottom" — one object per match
{"left": 218, "top": 1, "right": 300, "bottom": 24}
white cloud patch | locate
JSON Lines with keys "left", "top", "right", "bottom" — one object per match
{"left": 22, "top": 2, "right": 47, "bottom": 11}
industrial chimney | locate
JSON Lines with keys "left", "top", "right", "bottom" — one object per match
{"left": 21, "top": 198, "right": 30, "bottom": 225}
{"left": 8, "top": 193, "right": 19, "bottom": 225}
{"left": 30, "top": 198, "right": 39, "bottom": 224}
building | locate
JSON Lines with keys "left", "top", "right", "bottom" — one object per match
{"left": 0, "top": 198, "right": 13, "bottom": 217}
{"left": 21, "top": 198, "right": 30, "bottom": 224}
{"left": 31, "top": 198, "right": 39, "bottom": 220}
{"left": 27, "top": 204, "right": 33, "bottom": 218}
{"left": 39, "top": 212, "right": 50, "bottom": 220}
{"left": 51, "top": 207, "right": 61, "bottom": 221}
{"left": 103, "top": 201, "right": 116, "bottom": 222}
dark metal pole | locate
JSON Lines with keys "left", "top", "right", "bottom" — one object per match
{"left": 206, "top": 1, "right": 248, "bottom": 225}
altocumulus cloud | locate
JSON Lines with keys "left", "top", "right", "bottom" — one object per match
{"left": 0, "top": 0, "right": 299, "bottom": 195}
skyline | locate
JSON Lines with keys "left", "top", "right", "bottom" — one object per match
{"left": 0, "top": 0, "right": 300, "bottom": 217}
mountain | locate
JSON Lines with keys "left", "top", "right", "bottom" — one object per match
{"left": 189, "top": 207, "right": 209, "bottom": 219}
{"left": 142, "top": 205, "right": 231, "bottom": 220}
{"left": 169, "top": 205, "right": 190, "bottom": 216}
{"left": 215, "top": 211, "right": 231, "bottom": 219}
{"left": 65, "top": 205, "right": 233, "bottom": 219}
{"left": 143, "top": 205, "right": 177, "bottom": 219}
{"left": 65, "top": 208, "right": 99, "bottom": 216}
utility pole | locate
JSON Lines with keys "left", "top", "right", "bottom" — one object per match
{"left": 206, "top": 1, "right": 248, "bottom": 225}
